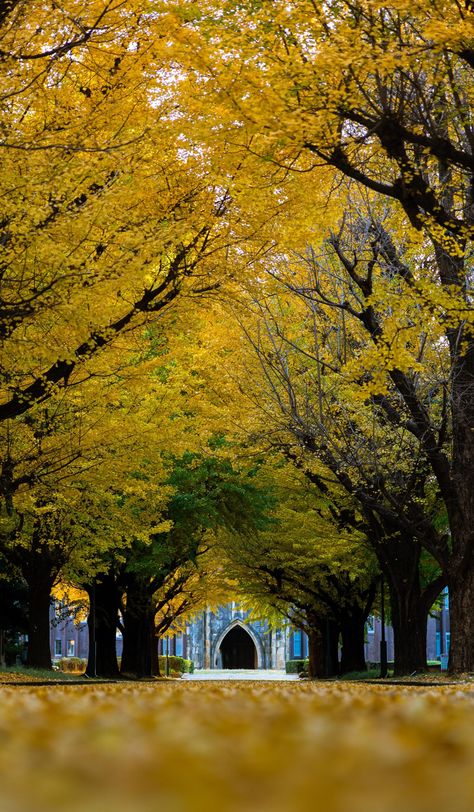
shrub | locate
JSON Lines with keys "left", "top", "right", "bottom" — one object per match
{"left": 286, "top": 659, "right": 309, "bottom": 674}
{"left": 4, "top": 640, "right": 23, "bottom": 667}
{"left": 158, "top": 656, "right": 194, "bottom": 676}
{"left": 56, "top": 657, "right": 86, "bottom": 673}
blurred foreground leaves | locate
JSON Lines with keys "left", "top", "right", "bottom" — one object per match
{"left": 0, "top": 682, "right": 473, "bottom": 812}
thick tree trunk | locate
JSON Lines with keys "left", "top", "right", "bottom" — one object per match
{"left": 375, "top": 536, "right": 433, "bottom": 676}
{"left": 17, "top": 519, "right": 68, "bottom": 671}
{"left": 448, "top": 342, "right": 474, "bottom": 673}
{"left": 121, "top": 610, "right": 155, "bottom": 677}
{"left": 340, "top": 608, "right": 367, "bottom": 674}
{"left": 26, "top": 578, "right": 53, "bottom": 669}
{"left": 307, "top": 628, "right": 323, "bottom": 679}
{"left": 325, "top": 618, "right": 340, "bottom": 677}
{"left": 448, "top": 566, "right": 474, "bottom": 674}
{"left": 86, "top": 574, "right": 121, "bottom": 678}
{"left": 121, "top": 580, "right": 157, "bottom": 678}
{"left": 307, "top": 618, "right": 339, "bottom": 678}
{"left": 388, "top": 580, "right": 429, "bottom": 676}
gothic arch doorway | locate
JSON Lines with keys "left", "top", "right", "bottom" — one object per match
{"left": 220, "top": 625, "right": 257, "bottom": 669}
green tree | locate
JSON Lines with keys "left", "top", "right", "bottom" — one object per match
{"left": 220, "top": 461, "right": 378, "bottom": 677}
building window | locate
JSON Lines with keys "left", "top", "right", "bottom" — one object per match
{"left": 445, "top": 632, "right": 451, "bottom": 653}
{"left": 293, "top": 630, "right": 302, "bottom": 658}
{"left": 67, "top": 640, "right": 75, "bottom": 657}
{"left": 435, "top": 632, "right": 441, "bottom": 658}
{"left": 175, "top": 635, "right": 183, "bottom": 657}
{"left": 366, "top": 616, "right": 375, "bottom": 635}
{"left": 444, "top": 588, "right": 449, "bottom": 609}
{"left": 55, "top": 639, "right": 62, "bottom": 657}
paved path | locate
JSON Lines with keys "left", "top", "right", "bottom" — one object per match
{"left": 182, "top": 669, "right": 299, "bottom": 681}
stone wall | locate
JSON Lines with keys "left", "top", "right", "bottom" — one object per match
{"left": 187, "top": 603, "right": 289, "bottom": 669}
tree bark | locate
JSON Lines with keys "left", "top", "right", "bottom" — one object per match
{"left": 448, "top": 566, "right": 474, "bottom": 673}
{"left": 307, "top": 627, "right": 323, "bottom": 679}
{"left": 307, "top": 617, "right": 339, "bottom": 678}
{"left": 121, "top": 578, "right": 157, "bottom": 678}
{"left": 325, "top": 618, "right": 340, "bottom": 677}
{"left": 85, "top": 574, "right": 121, "bottom": 678}
{"left": 340, "top": 607, "right": 367, "bottom": 674}
{"left": 375, "top": 535, "right": 441, "bottom": 676}
{"left": 26, "top": 578, "right": 53, "bottom": 669}
{"left": 389, "top": 587, "right": 429, "bottom": 676}
{"left": 448, "top": 340, "right": 474, "bottom": 672}
{"left": 14, "top": 517, "right": 69, "bottom": 671}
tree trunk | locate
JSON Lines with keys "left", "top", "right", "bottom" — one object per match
{"left": 121, "top": 579, "right": 157, "bottom": 678}
{"left": 388, "top": 580, "right": 429, "bottom": 676}
{"left": 16, "top": 518, "right": 69, "bottom": 671}
{"left": 325, "top": 618, "right": 340, "bottom": 677}
{"left": 307, "top": 627, "right": 323, "bottom": 678}
{"left": 26, "top": 577, "right": 53, "bottom": 669}
{"left": 340, "top": 608, "right": 367, "bottom": 674}
{"left": 307, "top": 617, "right": 339, "bottom": 678}
{"left": 447, "top": 566, "right": 474, "bottom": 673}
{"left": 448, "top": 341, "right": 474, "bottom": 673}
{"left": 374, "top": 535, "right": 435, "bottom": 676}
{"left": 85, "top": 574, "right": 121, "bottom": 678}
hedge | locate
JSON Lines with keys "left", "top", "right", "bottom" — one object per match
{"left": 285, "top": 659, "right": 309, "bottom": 675}
{"left": 158, "top": 656, "right": 194, "bottom": 676}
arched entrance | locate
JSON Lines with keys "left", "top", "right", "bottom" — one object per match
{"left": 220, "top": 625, "right": 257, "bottom": 669}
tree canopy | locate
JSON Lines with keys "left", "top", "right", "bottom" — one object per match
{"left": 1, "top": 0, "right": 472, "bottom": 675}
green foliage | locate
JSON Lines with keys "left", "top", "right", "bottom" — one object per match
{"left": 164, "top": 452, "right": 275, "bottom": 536}
{"left": 338, "top": 670, "right": 381, "bottom": 681}
{"left": 125, "top": 451, "right": 275, "bottom": 585}
{"left": 285, "top": 659, "right": 308, "bottom": 675}
{"left": 4, "top": 639, "right": 23, "bottom": 667}
{"left": 158, "top": 655, "right": 194, "bottom": 675}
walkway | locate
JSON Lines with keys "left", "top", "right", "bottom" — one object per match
{"left": 182, "top": 669, "right": 299, "bottom": 681}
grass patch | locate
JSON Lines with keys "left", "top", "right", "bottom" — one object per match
{"left": 338, "top": 668, "right": 389, "bottom": 681}
{"left": 0, "top": 666, "right": 84, "bottom": 682}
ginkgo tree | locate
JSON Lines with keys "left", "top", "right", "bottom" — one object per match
{"left": 4, "top": 0, "right": 473, "bottom": 678}
{"left": 0, "top": 0, "right": 299, "bottom": 673}
{"left": 170, "top": 0, "right": 474, "bottom": 673}
{"left": 0, "top": 0, "right": 295, "bottom": 430}
{"left": 186, "top": 271, "right": 445, "bottom": 675}
{"left": 236, "top": 224, "right": 447, "bottom": 675}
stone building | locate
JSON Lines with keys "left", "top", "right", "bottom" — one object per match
{"left": 171, "top": 604, "right": 301, "bottom": 670}
{"left": 50, "top": 596, "right": 449, "bottom": 670}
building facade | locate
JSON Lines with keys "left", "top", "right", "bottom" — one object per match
{"left": 50, "top": 597, "right": 449, "bottom": 670}
{"left": 172, "top": 604, "right": 298, "bottom": 670}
